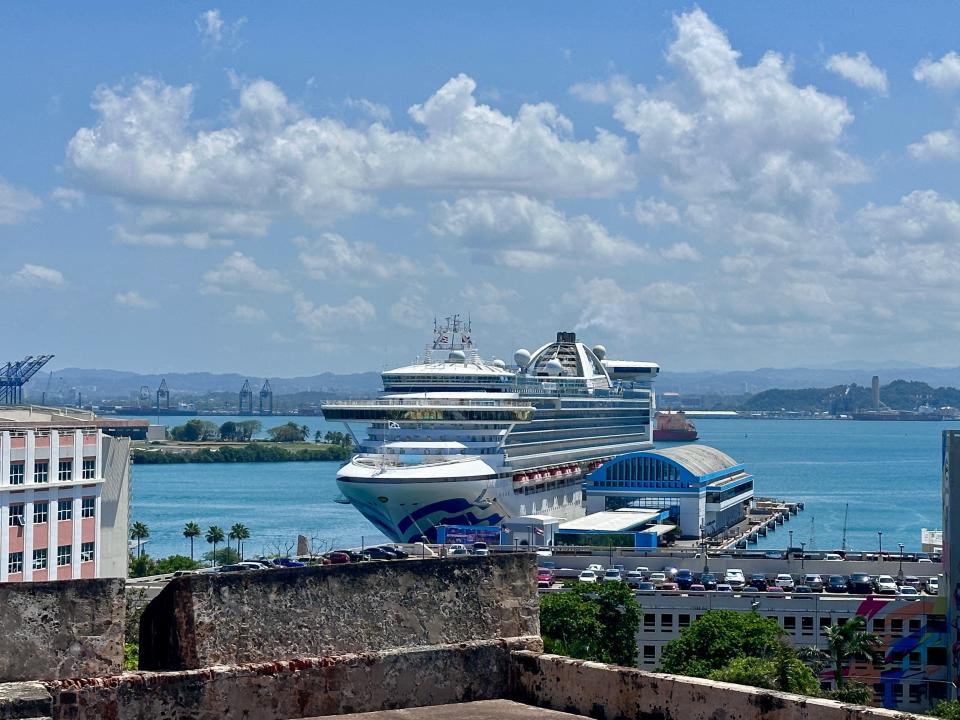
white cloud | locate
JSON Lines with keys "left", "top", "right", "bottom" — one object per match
{"left": 857, "top": 190, "right": 960, "bottom": 245}
{"left": 201, "top": 252, "right": 287, "bottom": 294}
{"left": 344, "top": 97, "right": 392, "bottom": 123}
{"left": 66, "top": 74, "right": 633, "bottom": 238}
{"left": 914, "top": 51, "right": 960, "bottom": 91}
{"left": 294, "top": 294, "right": 375, "bottom": 336}
{"left": 908, "top": 129, "right": 960, "bottom": 161}
{"left": 230, "top": 304, "right": 267, "bottom": 322}
{"left": 389, "top": 293, "right": 429, "bottom": 329}
{"left": 196, "top": 9, "right": 246, "bottom": 51}
{"left": 825, "top": 52, "right": 889, "bottom": 95}
{"left": 430, "top": 192, "right": 642, "bottom": 269}
{"left": 11, "top": 264, "right": 64, "bottom": 288}
{"left": 0, "top": 177, "right": 41, "bottom": 224}
{"left": 633, "top": 197, "right": 680, "bottom": 226}
{"left": 661, "top": 242, "right": 702, "bottom": 262}
{"left": 296, "top": 233, "right": 418, "bottom": 282}
{"left": 114, "top": 291, "right": 157, "bottom": 309}
{"left": 460, "top": 282, "right": 519, "bottom": 325}
{"left": 51, "top": 186, "right": 85, "bottom": 210}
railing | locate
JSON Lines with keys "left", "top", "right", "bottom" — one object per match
{"left": 352, "top": 453, "right": 478, "bottom": 468}
{"left": 323, "top": 398, "right": 534, "bottom": 408}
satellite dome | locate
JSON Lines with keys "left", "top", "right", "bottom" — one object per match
{"left": 492, "top": 358, "right": 506, "bottom": 369}
{"left": 592, "top": 344, "right": 606, "bottom": 360}
{"left": 545, "top": 358, "right": 563, "bottom": 376}
{"left": 448, "top": 350, "right": 466, "bottom": 363}
{"left": 514, "top": 348, "right": 531, "bottom": 367}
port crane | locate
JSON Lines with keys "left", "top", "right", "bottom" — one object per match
{"left": 0, "top": 355, "right": 54, "bottom": 405}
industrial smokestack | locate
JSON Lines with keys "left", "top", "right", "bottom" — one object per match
{"left": 872, "top": 375, "right": 880, "bottom": 411}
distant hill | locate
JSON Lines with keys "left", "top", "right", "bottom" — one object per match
{"left": 740, "top": 380, "right": 960, "bottom": 414}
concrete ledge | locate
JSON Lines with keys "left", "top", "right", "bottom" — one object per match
{"left": 140, "top": 554, "right": 539, "bottom": 670}
{"left": 509, "top": 651, "right": 928, "bottom": 720}
{"left": 0, "top": 579, "right": 124, "bottom": 682}
{"left": 47, "top": 638, "right": 541, "bottom": 720}
{"left": 0, "top": 681, "right": 52, "bottom": 719}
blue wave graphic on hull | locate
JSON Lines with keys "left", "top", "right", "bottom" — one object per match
{"left": 397, "top": 497, "right": 502, "bottom": 542}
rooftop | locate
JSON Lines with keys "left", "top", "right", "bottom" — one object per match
{"left": 304, "top": 700, "right": 589, "bottom": 720}
{"left": 558, "top": 508, "right": 666, "bottom": 533}
{"left": 647, "top": 444, "right": 739, "bottom": 476}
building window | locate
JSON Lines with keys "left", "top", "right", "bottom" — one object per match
{"left": 9, "top": 462, "right": 25, "bottom": 485}
{"left": 33, "top": 501, "right": 48, "bottom": 524}
{"left": 801, "top": 616, "right": 814, "bottom": 634}
{"left": 644, "top": 613, "right": 655, "bottom": 630}
{"left": 783, "top": 616, "right": 796, "bottom": 631}
{"left": 872, "top": 618, "right": 885, "bottom": 634}
{"left": 909, "top": 652, "right": 922, "bottom": 669}
{"left": 643, "top": 645, "right": 656, "bottom": 662}
{"left": 57, "top": 499, "right": 72, "bottom": 521}
{"left": 80, "top": 542, "right": 95, "bottom": 563}
{"left": 679, "top": 613, "right": 690, "bottom": 628}
{"left": 34, "top": 461, "right": 49, "bottom": 483}
{"left": 909, "top": 684, "right": 924, "bottom": 705}
{"left": 909, "top": 619, "right": 921, "bottom": 634}
{"left": 891, "top": 619, "right": 903, "bottom": 635}
{"left": 819, "top": 617, "right": 832, "bottom": 633}
{"left": 33, "top": 548, "right": 47, "bottom": 570}
{"left": 8, "top": 551, "right": 23, "bottom": 574}
{"left": 929, "top": 647, "right": 947, "bottom": 666}
{"left": 56, "top": 545, "right": 71, "bottom": 566}
{"left": 661, "top": 613, "right": 673, "bottom": 629}
{"left": 9, "top": 504, "right": 24, "bottom": 527}
{"left": 81, "top": 497, "right": 95, "bottom": 518}
{"left": 58, "top": 460, "right": 72, "bottom": 481}
{"left": 82, "top": 459, "right": 96, "bottom": 479}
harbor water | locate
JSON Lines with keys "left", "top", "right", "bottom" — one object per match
{"left": 130, "top": 416, "right": 952, "bottom": 558}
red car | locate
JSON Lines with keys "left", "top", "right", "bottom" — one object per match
{"left": 537, "top": 570, "right": 554, "bottom": 588}
{"left": 326, "top": 551, "right": 351, "bottom": 564}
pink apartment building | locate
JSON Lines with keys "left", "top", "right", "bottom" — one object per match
{"left": 0, "top": 407, "right": 133, "bottom": 582}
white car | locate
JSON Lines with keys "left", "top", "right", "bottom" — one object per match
{"left": 823, "top": 553, "right": 843, "bottom": 561}
{"left": 586, "top": 563, "right": 605, "bottom": 573}
{"left": 876, "top": 575, "right": 898, "bottom": 595}
{"left": 602, "top": 569, "right": 622, "bottom": 583}
{"left": 578, "top": 569, "right": 598, "bottom": 583}
{"left": 649, "top": 571, "right": 667, "bottom": 587}
{"left": 774, "top": 573, "right": 795, "bottom": 590}
{"left": 927, "top": 577, "right": 940, "bottom": 594}
{"left": 898, "top": 585, "right": 920, "bottom": 598}
{"left": 724, "top": 569, "right": 745, "bottom": 589}
{"left": 448, "top": 544, "right": 468, "bottom": 556}
{"left": 634, "top": 566, "right": 650, "bottom": 577}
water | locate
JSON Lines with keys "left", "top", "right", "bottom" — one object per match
{"left": 130, "top": 417, "right": 954, "bottom": 558}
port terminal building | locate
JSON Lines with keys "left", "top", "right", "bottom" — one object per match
{"left": 582, "top": 445, "right": 753, "bottom": 542}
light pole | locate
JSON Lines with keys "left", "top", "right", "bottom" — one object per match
{"left": 878, "top": 530, "right": 883, "bottom": 561}
{"left": 898, "top": 543, "right": 905, "bottom": 581}
{"left": 800, "top": 542, "right": 806, "bottom": 571}
{"left": 788, "top": 530, "right": 794, "bottom": 550}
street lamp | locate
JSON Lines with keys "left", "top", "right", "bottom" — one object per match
{"left": 788, "top": 530, "right": 794, "bottom": 551}
{"left": 800, "top": 542, "right": 806, "bottom": 570}
{"left": 878, "top": 530, "right": 883, "bottom": 560}
{"left": 899, "top": 543, "right": 905, "bottom": 581}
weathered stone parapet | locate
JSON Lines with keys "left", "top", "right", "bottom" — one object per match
{"left": 0, "top": 578, "right": 124, "bottom": 682}
{"left": 0, "top": 681, "right": 52, "bottom": 719}
{"left": 140, "top": 553, "right": 539, "bottom": 670}
{"left": 45, "top": 638, "right": 541, "bottom": 720}
{"left": 509, "top": 651, "right": 928, "bottom": 720}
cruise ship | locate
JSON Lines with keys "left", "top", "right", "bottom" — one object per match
{"left": 321, "top": 316, "right": 659, "bottom": 542}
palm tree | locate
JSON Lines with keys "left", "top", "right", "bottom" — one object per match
{"left": 229, "top": 523, "right": 251, "bottom": 559}
{"left": 206, "top": 525, "right": 225, "bottom": 566}
{"left": 183, "top": 522, "right": 201, "bottom": 560}
{"left": 130, "top": 522, "right": 150, "bottom": 559}
{"left": 801, "top": 615, "right": 882, "bottom": 688}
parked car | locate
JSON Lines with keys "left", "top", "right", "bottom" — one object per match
{"left": 237, "top": 561, "right": 267, "bottom": 572}
{"left": 793, "top": 585, "right": 813, "bottom": 594}
{"left": 331, "top": 549, "right": 367, "bottom": 563}
{"left": 636, "top": 582, "right": 656, "bottom": 593}
{"left": 848, "top": 572, "right": 874, "bottom": 594}
{"left": 649, "top": 571, "right": 668, "bottom": 588}
{"left": 901, "top": 575, "right": 921, "bottom": 590}
{"left": 688, "top": 583, "right": 706, "bottom": 592}
{"left": 472, "top": 542, "right": 489, "bottom": 556}
{"left": 659, "top": 581, "right": 678, "bottom": 591}
{"left": 715, "top": 583, "right": 733, "bottom": 592}
{"left": 218, "top": 564, "right": 254, "bottom": 573}
{"left": 586, "top": 563, "right": 605, "bottom": 573}
{"left": 898, "top": 585, "right": 920, "bottom": 598}
{"left": 448, "top": 544, "right": 468, "bottom": 556}
{"left": 875, "top": 575, "right": 898, "bottom": 595}
{"left": 803, "top": 574, "right": 825, "bottom": 592}
{"left": 537, "top": 570, "right": 554, "bottom": 588}
{"left": 826, "top": 575, "right": 848, "bottom": 593}
{"left": 675, "top": 569, "right": 694, "bottom": 589}
{"left": 602, "top": 569, "right": 623, "bottom": 583}
{"left": 388, "top": 546, "right": 410, "bottom": 559}
{"left": 742, "top": 586, "right": 760, "bottom": 594}
{"left": 625, "top": 570, "right": 645, "bottom": 588}
{"left": 634, "top": 566, "right": 650, "bottom": 579}
{"left": 364, "top": 547, "right": 398, "bottom": 561}
{"left": 748, "top": 573, "right": 768, "bottom": 591}
{"left": 724, "top": 569, "right": 746, "bottom": 590}
{"left": 272, "top": 557, "right": 305, "bottom": 568}
{"left": 774, "top": 573, "right": 795, "bottom": 591}
{"left": 823, "top": 553, "right": 844, "bottom": 561}
{"left": 699, "top": 572, "right": 718, "bottom": 590}
{"left": 578, "top": 569, "right": 598, "bottom": 584}
{"left": 925, "top": 577, "right": 940, "bottom": 595}
{"left": 326, "top": 551, "right": 351, "bottom": 564}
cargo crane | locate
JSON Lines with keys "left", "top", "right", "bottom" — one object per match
{"left": 259, "top": 379, "right": 273, "bottom": 415}
{"left": 239, "top": 380, "right": 253, "bottom": 415}
{"left": 0, "top": 355, "right": 54, "bottom": 405}
{"left": 156, "top": 379, "right": 170, "bottom": 411}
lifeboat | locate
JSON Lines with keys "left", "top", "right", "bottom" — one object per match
{"left": 552, "top": 468, "right": 563, "bottom": 478}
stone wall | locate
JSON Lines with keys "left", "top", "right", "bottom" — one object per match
{"left": 45, "top": 639, "right": 540, "bottom": 720}
{"left": 0, "top": 578, "right": 124, "bottom": 682}
{"left": 510, "top": 651, "right": 925, "bottom": 720}
{"left": 140, "top": 553, "right": 539, "bottom": 670}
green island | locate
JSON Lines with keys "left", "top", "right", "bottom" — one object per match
{"left": 132, "top": 420, "right": 353, "bottom": 464}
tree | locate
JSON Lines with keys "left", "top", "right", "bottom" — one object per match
{"left": 314, "top": 429, "right": 323, "bottom": 444}
{"left": 708, "top": 646, "right": 820, "bottom": 696}
{"left": 267, "top": 422, "right": 309, "bottom": 443}
{"left": 171, "top": 419, "right": 220, "bottom": 441}
{"left": 540, "top": 581, "right": 641, "bottom": 666}
{"left": 206, "top": 525, "right": 226, "bottom": 566}
{"left": 801, "top": 616, "right": 882, "bottom": 689}
{"left": 183, "top": 521, "right": 201, "bottom": 560}
{"left": 236, "top": 420, "right": 261, "bottom": 440}
{"left": 324, "top": 431, "right": 354, "bottom": 448}
{"left": 219, "top": 421, "right": 238, "bottom": 440}
{"left": 931, "top": 700, "right": 960, "bottom": 719}
{"left": 202, "top": 546, "right": 239, "bottom": 565}
{"left": 660, "top": 610, "right": 785, "bottom": 678}
{"left": 229, "top": 522, "right": 251, "bottom": 559}
{"left": 130, "top": 522, "right": 150, "bottom": 559}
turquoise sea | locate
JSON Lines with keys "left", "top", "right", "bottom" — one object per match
{"left": 129, "top": 415, "right": 954, "bottom": 558}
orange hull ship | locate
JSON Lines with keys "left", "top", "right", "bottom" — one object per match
{"left": 653, "top": 410, "right": 698, "bottom": 441}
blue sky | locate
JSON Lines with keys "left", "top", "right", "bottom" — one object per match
{"left": 3, "top": 2, "right": 960, "bottom": 375}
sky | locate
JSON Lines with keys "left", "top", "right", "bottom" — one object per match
{"left": 3, "top": 2, "right": 960, "bottom": 376}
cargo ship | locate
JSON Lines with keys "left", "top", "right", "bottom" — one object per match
{"left": 653, "top": 410, "right": 698, "bottom": 442}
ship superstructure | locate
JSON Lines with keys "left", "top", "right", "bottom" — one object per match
{"left": 321, "top": 316, "right": 659, "bottom": 542}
